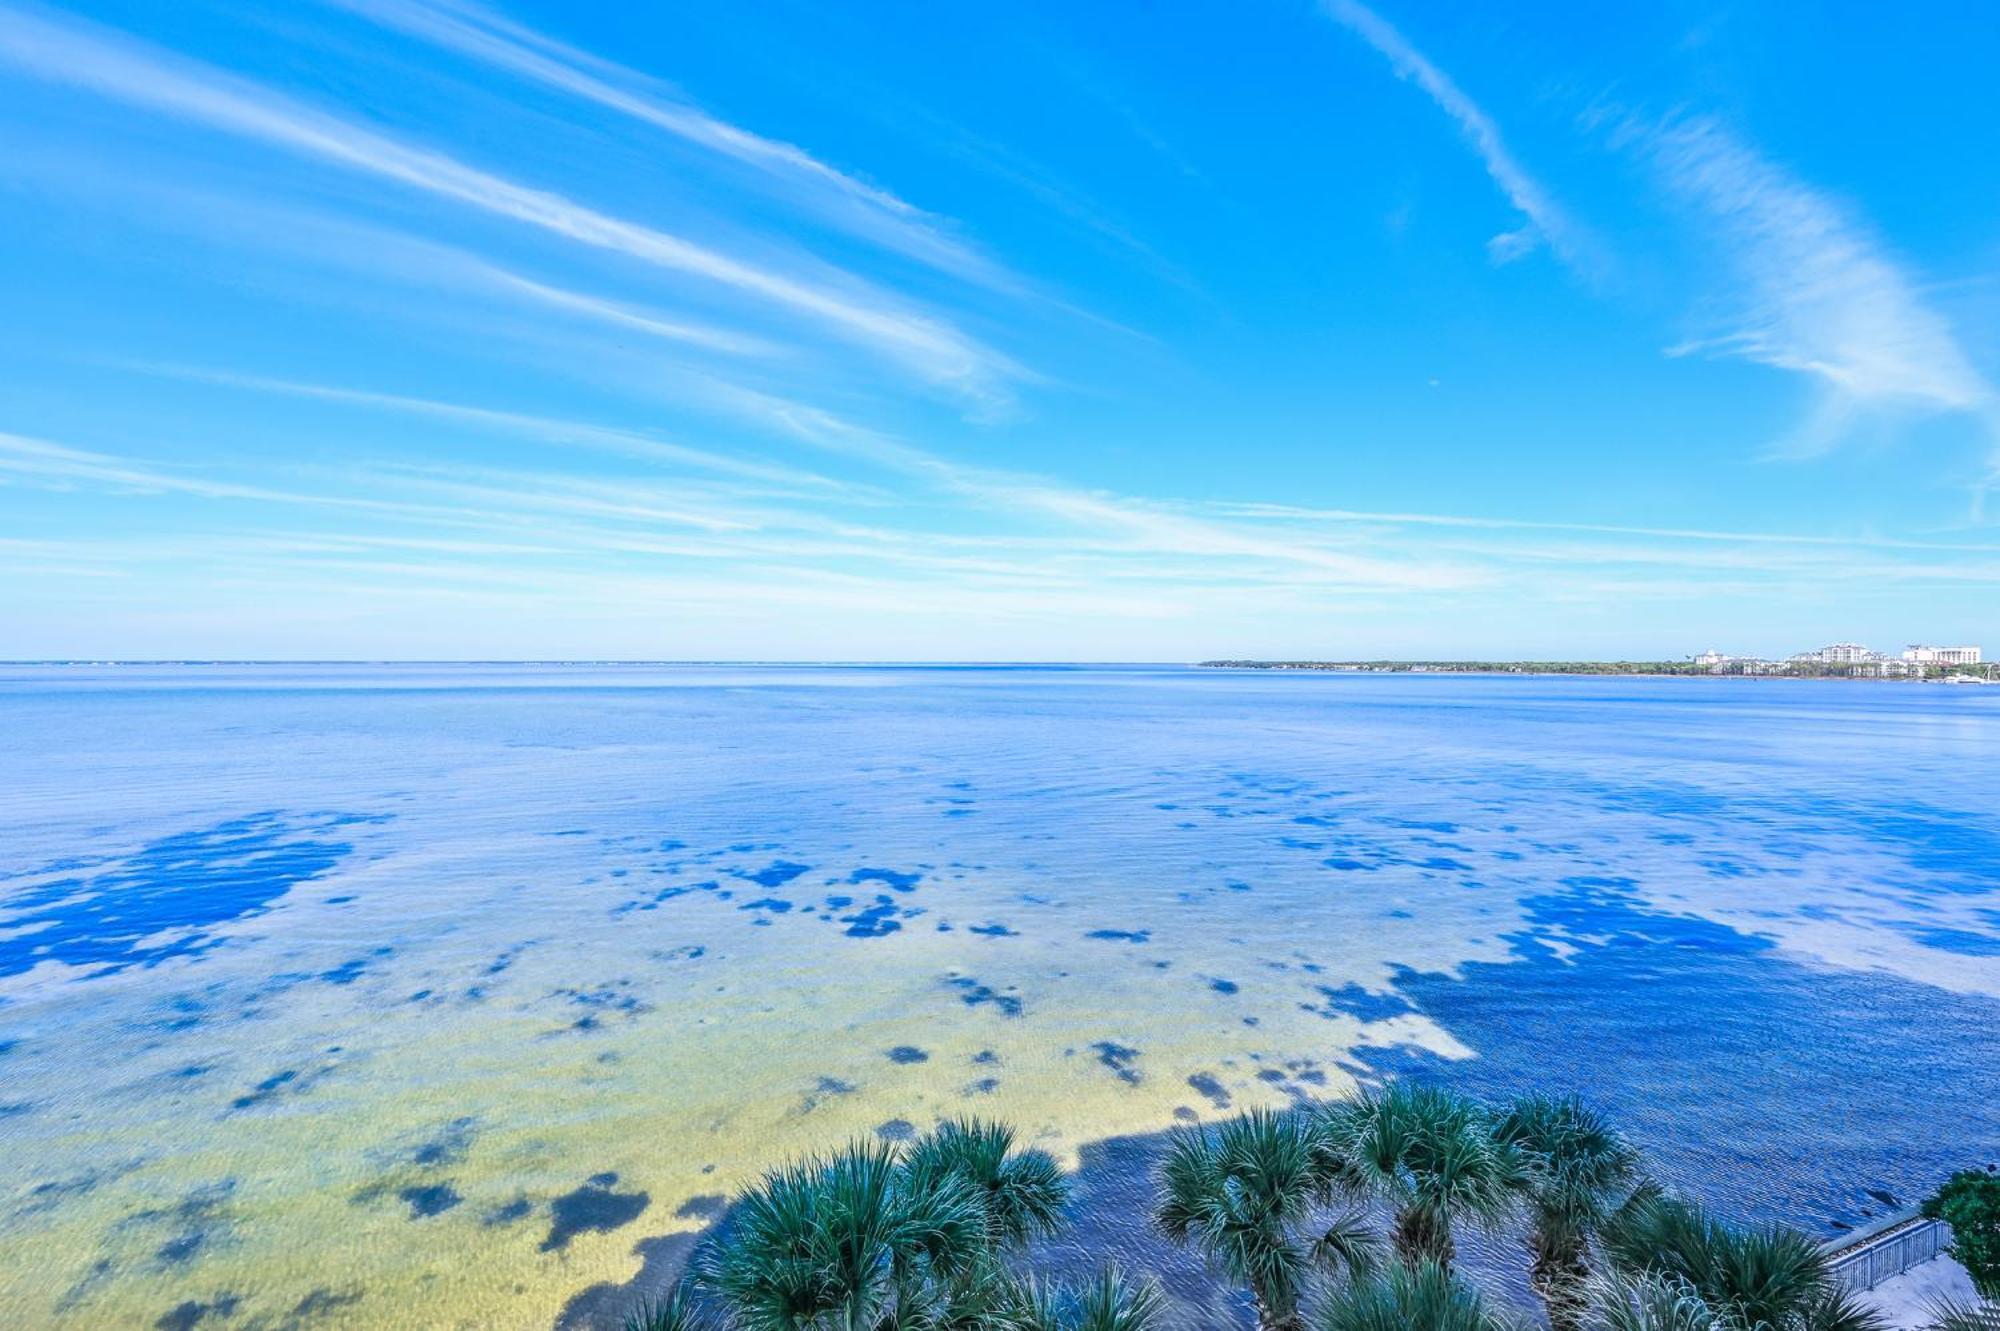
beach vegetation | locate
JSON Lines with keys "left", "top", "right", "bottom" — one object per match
{"left": 691, "top": 1120, "right": 1159, "bottom": 1331}
{"left": 1317, "top": 1082, "right": 1525, "bottom": 1268}
{"left": 1009, "top": 1267, "right": 1167, "bottom": 1331}
{"left": 1153, "top": 1106, "right": 1378, "bottom": 1330}
{"left": 903, "top": 1118, "right": 1069, "bottom": 1253}
{"left": 1584, "top": 1271, "right": 1737, "bottom": 1331}
{"left": 1494, "top": 1093, "right": 1643, "bottom": 1329}
{"left": 1926, "top": 1169, "right": 2000, "bottom": 1301}
{"left": 1312, "top": 1259, "right": 1516, "bottom": 1331}
{"left": 625, "top": 1281, "right": 717, "bottom": 1331}
{"left": 700, "top": 1138, "right": 987, "bottom": 1328}
{"left": 615, "top": 1088, "right": 1939, "bottom": 1331}
{"left": 1920, "top": 1297, "right": 2000, "bottom": 1330}
{"left": 1599, "top": 1190, "right": 1884, "bottom": 1330}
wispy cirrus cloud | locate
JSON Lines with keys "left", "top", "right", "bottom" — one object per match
{"left": 124, "top": 364, "right": 847, "bottom": 492}
{"left": 1209, "top": 500, "right": 2000, "bottom": 554}
{"left": 327, "top": 0, "right": 1018, "bottom": 293}
{"left": 0, "top": 145, "right": 779, "bottom": 361}
{"left": 476, "top": 269, "right": 779, "bottom": 358}
{"left": 21, "top": 425, "right": 2000, "bottom": 626}
{"left": 22, "top": 417, "right": 2000, "bottom": 663}
{"left": 1319, "top": 5, "right": 1993, "bottom": 479}
{"left": 0, "top": 3, "right": 1019, "bottom": 409}
{"left": 0, "top": 428, "right": 829, "bottom": 539}
{"left": 1, "top": 413, "right": 1488, "bottom": 597}
{"left": 0, "top": 430, "right": 290, "bottom": 501}
{"left": 1320, "top": 0, "right": 1592, "bottom": 272}
{"left": 1629, "top": 115, "right": 1996, "bottom": 457}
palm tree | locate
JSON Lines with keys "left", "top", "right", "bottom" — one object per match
{"left": 1320, "top": 1082, "right": 1526, "bottom": 1269}
{"left": 1154, "top": 1107, "right": 1379, "bottom": 1331}
{"left": 1598, "top": 1191, "right": 1886, "bottom": 1331}
{"left": 903, "top": 1118, "right": 1069, "bottom": 1252}
{"left": 703, "top": 1140, "right": 988, "bottom": 1331}
{"left": 1314, "top": 1260, "right": 1519, "bottom": 1331}
{"left": 894, "top": 1118, "right": 1072, "bottom": 1330}
{"left": 1493, "top": 1094, "right": 1642, "bottom": 1330}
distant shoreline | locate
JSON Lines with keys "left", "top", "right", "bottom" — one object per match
{"left": 3, "top": 659, "right": 1993, "bottom": 682}
{"left": 1198, "top": 659, "right": 1998, "bottom": 682}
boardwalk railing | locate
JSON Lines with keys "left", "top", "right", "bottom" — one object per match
{"left": 1824, "top": 1209, "right": 1950, "bottom": 1292}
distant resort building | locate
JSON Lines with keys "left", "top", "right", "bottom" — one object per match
{"left": 1690, "top": 650, "right": 1782, "bottom": 675}
{"left": 1794, "top": 643, "right": 1878, "bottom": 665}
{"left": 1903, "top": 644, "right": 1982, "bottom": 665}
{"left": 1693, "top": 642, "right": 1987, "bottom": 678}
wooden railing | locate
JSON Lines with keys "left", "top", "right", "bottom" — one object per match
{"left": 1824, "top": 1209, "right": 1950, "bottom": 1292}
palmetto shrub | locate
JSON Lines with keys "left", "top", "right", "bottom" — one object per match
{"left": 1314, "top": 1259, "right": 1519, "bottom": 1331}
{"left": 1318, "top": 1082, "right": 1526, "bottom": 1268}
{"left": 1154, "top": 1106, "right": 1379, "bottom": 1330}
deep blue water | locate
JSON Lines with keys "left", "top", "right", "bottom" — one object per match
{"left": 1, "top": 664, "right": 1996, "bottom": 1328}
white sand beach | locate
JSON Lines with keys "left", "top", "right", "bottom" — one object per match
{"left": 1857, "top": 1255, "right": 1982, "bottom": 1329}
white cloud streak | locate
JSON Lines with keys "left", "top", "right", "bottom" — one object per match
{"left": 0, "top": 430, "right": 777, "bottom": 534}
{"left": 1211, "top": 500, "right": 2000, "bottom": 554}
{"left": 329, "top": 0, "right": 1017, "bottom": 292}
{"left": 1634, "top": 116, "right": 1996, "bottom": 455}
{"left": 0, "top": 431, "right": 294, "bottom": 501}
{"left": 0, "top": 3, "right": 1017, "bottom": 407}
{"left": 130, "top": 364, "right": 845, "bottom": 492}
{"left": 1320, "top": 0, "right": 1590, "bottom": 271}
{"left": 0, "top": 145, "right": 783, "bottom": 363}
{"left": 0, "top": 425, "right": 1481, "bottom": 595}
{"left": 476, "top": 269, "right": 777, "bottom": 358}
{"left": 20, "top": 421, "right": 2000, "bottom": 660}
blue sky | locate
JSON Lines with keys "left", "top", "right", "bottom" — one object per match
{"left": 2, "top": 0, "right": 1997, "bottom": 660}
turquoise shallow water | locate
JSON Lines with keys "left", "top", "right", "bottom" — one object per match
{"left": 2, "top": 664, "right": 1997, "bottom": 1328}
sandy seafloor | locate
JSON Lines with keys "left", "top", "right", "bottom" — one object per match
{"left": 1, "top": 664, "right": 1996, "bottom": 1329}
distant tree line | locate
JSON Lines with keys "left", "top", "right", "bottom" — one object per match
{"left": 1198, "top": 661, "right": 1995, "bottom": 680}
{"left": 1200, "top": 661, "right": 1720, "bottom": 675}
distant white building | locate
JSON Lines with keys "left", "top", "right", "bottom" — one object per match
{"left": 1794, "top": 643, "right": 1881, "bottom": 666}
{"left": 1904, "top": 644, "right": 1982, "bottom": 665}
{"left": 1690, "top": 651, "right": 1772, "bottom": 674}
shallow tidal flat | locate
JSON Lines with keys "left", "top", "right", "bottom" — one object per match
{"left": 2, "top": 664, "right": 1998, "bottom": 1329}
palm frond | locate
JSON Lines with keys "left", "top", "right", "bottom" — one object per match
{"left": 1066, "top": 1267, "right": 1166, "bottom": 1331}
{"left": 1792, "top": 1283, "right": 1890, "bottom": 1331}
{"left": 1582, "top": 1272, "right": 1740, "bottom": 1331}
{"left": 1704, "top": 1223, "right": 1840, "bottom": 1329}
{"left": 1496, "top": 1095, "right": 1641, "bottom": 1251}
{"left": 706, "top": 1139, "right": 988, "bottom": 1331}
{"left": 1316, "top": 1259, "right": 1520, "bottom": 1331}
{"left": 921, "top": 1254, "right": 1044, "bottom": 1331}
{"left": 907, "top": 1118, "right": 1071, "bottom": 1252}
{"left": 1594, "top": 1190, "right": 1885, "bottom": 1331}
{"left": 1311, "top": 1212, "right": 1383, "bottom": 1281}
{"left": 1154, "top": 1108, "right": 1359, "bottom": 1324}
{"left": 1326, "top": 1083, "right": 1520, "bottom": 1265}
{"left": 622, "top": 1280, "right": 716, "bottom": 1331}
{"left": 1922, "top": 1297, "right": 2000, "bottom": 1331}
